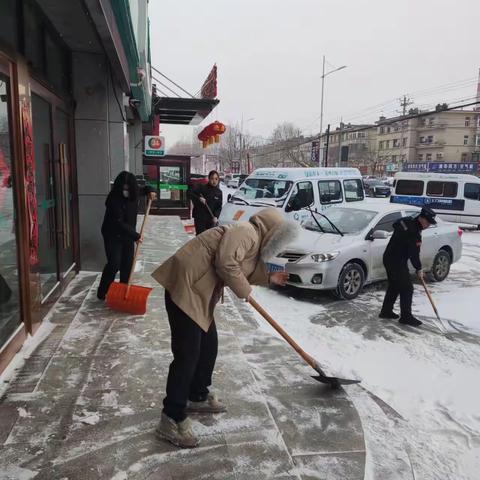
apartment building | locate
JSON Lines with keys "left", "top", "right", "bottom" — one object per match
{"left": 323, "top": 124, "right": 377, "bottom": 174}
{"left": 376, "top": 110, "right": 480, "bottom": 174}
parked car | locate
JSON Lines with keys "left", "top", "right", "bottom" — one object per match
{"left": 364, "top": 178, "right": 392, "bottom": 197}
{"left": 189, "top": 174, "right": 208, "bottom": 186}
{"left": 220, "top": 167, "right": 364, "bottom": 226}
{"left": 391, "top": 171, "right": 480, "bottom": 227}
{"left": 268, "top": 203, "right": 462, "bottom": 299}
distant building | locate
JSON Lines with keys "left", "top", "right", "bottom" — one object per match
{"left": 322, "top": 124, "right": 377, "bottom": 174}
{"left": 377, "top": 110, "right": 480, "bottom": 174}
{"left": 320, "top": 109, "right": 480, "bottom": 176}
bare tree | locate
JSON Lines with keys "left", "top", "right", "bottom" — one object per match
{"left": 252, "top": 122, "right": 313, "bottom": 168}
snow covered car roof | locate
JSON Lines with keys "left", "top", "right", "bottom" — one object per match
{"left": 248, "top": 167, "right": 362, "bottom": 182}
{"left": 342, "top": 200, "right": 421, "bottom": 215}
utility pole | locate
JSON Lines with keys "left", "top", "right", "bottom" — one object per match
{"left": 399, "top": 95, "right": 413, "bottom": 116}
{"left": 324, "top": 124, "right": 331, "bottom": 167}
{"left": 398, "top": 95, "right": 413, "bottom": 170}
{"left": 337, "top": 120, "right": 343, "bottom": 167}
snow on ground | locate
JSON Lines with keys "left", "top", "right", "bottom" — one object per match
{"left": 250, "top": 230, "right": 480, "bottom": 480}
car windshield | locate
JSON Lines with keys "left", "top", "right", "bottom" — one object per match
{"left": 367, "top": 180, "right": 384, "bottom": 186}
{"left": 235, "top": 178, "right": 293, "bottom": 206}
{"left": 303, "top": 207, "right": 378, "bottom": 235}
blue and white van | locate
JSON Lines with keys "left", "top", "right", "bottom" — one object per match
{"left": 219, "top": 167, "right": 365, "bottom": 225}
{"left": 391, "top": 171, "right": 480, "bottom": 226}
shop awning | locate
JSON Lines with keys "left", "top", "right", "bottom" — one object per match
{"left": 152, "top": 97, "right": 220, "bottom": 126}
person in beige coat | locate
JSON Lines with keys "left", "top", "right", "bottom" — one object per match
{"left": 152, "top": 207, "right": 299, "bottom": 448}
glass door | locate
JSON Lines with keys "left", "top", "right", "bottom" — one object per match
{"left": 54, "top": 109, "right": 74, "bottom": 277}
{"left": 0, "top": 62, "right": 22, "bottom": 347}
{"left": 31, "top": 93, "right": 58, "bottom": 299}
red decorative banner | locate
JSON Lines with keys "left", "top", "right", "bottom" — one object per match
{"left": 22, "top": 100, "right": 39, "bottom": 266}
{"left": 201, "top": 64, "right": 217, "bottom": 99}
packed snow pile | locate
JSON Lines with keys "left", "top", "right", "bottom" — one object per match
{"left": 250, "top": 231, "right": 480, "bottom": 480}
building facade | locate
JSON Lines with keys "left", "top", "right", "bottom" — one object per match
{"left": 318, "top": 109, "right": 480, "bottom": 176}
{"left": 323, "top": 124, "right": 377, "bottom": 173}
{"left": 376, "top": 110, "right": 480, "bottom": 174}
{"left": 0, "top": 0, "right": 153, "bottom": 372}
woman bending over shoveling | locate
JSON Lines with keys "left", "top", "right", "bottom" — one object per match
{"left": 152, "top": 208, "right": 299, "bottom": 448}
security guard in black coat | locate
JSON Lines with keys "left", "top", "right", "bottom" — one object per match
{"left": 188, "top": 170, "right": 223, "bottom": 235}
{"left": 379, "top": 206, "right": 437, "bottom": 326}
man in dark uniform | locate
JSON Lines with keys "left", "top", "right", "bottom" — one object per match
{"left": 188, "top": 170, "right": 223, "bottom": 235}
{"left": 379, "top": 206, "right": 437, "bottom": 326}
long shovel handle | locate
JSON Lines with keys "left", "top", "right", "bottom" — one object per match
{"left": 419, "top": 275, "right": 449, "bottom": 335}
{"left": 248, "top": 296, "right": 317, "bottom": 370}
{"left": 125, "top": 198, "right": 152, "bottom": 297}
{"left": 419, "top": 275, "right": 440, "bottom": 320}
{"left": 190, "top": 191, "right": 216, "bottom": 220}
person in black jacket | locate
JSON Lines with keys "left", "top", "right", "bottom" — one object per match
{"left": 188, "top": 170, "right": 223, "bottom": 235}
{"left": 379, "top": 206, "right": 437, "bottom": 326}
{"left": 97, "top": 171, "right": 155, "bottom": 300}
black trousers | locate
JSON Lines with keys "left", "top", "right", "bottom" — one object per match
{"left": 97, "top": 235, "right": 135, "bottom": 299}
{"left": 163, "top": 290, "right": 218, "bottom": 422}
{"left": 381, "top": 261, "right": 414, "bottom": 319}
{"left": 194, "top": 216, "right": 214, "bottom": 236}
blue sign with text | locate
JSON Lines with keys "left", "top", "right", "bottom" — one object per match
{"left": 390, "top": 195, "right": 465, "bottom": 211}
{"left": 403, "top": 162, "right": 478, "bottom": 173}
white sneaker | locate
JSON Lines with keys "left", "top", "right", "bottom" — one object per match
{"left": 155, "top": 413, "right": 200, "bottom": 448}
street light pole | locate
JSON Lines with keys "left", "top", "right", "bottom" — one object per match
{"left": 319, "top": 55, "right": 326, "bottom": 160}
{"left": 319, "top": 59, "right": 347, "bottom": 166}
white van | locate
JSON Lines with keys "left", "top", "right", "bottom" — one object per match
{"left": 219, "top": 167, "right": 365, "bottom": 225}
{"left": 391, "top": 171, "right": 480, "bottom": 226}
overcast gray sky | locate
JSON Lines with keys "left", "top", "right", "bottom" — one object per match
{"left": 149, "top": 0, "right": 480, "bottom": 147}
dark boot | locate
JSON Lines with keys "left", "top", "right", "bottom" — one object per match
{"left": 379, "top": 310, "right": 400, "bottom": 320}
{"left": 399, "top": 316, "right": 422, "bottom": 327}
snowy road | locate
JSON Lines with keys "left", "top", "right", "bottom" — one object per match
{"left": 248, "top": 228, "right": 480, "bottom": 480}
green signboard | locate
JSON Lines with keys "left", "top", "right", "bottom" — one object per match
{"left": 158, "top": 184, "right": 188, "bottom": 191}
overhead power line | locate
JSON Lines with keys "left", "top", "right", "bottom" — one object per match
{"left": 250, "top": 99, "right": 480, "bottom": 159}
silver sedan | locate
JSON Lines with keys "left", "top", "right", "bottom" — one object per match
{"left": 268, "top": 203, "right": 463, "bottom": 299}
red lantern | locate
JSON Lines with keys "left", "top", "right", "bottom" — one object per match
{"left": 198, "top": 121, "right": 226, "bottom": 148}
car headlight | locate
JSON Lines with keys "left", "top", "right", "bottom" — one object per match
{"left": 310, "top": 251, "right": 339, "bottom": 262}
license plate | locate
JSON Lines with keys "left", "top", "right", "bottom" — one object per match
{"left": 266, "top": 263, "right": 285, "bottom": 273}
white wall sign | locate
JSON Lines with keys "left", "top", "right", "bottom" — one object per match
{"left": 144, "top": 135, "right": 165, "bottom": 157}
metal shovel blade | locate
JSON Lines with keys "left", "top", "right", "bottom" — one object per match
{"left": 311, "top": 363, "right": 361, "bottom": 389}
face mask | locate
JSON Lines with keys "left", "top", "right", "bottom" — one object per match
{"left": 122, "top": 190, "right": 130, "bottom": 198}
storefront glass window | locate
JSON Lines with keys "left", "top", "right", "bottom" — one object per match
{"left": 0, "top": 73, "right": 22, "bottom": 345}
{"left": 24, "top": 1, "right": 45, "bottom": 74}
{"left": 0, "top": 0, "right": 19, "bottom": 50}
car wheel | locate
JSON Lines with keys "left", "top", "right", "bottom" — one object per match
{"left": 431, "top": 250, "right": 451, "bottom": 282}
{"left": 335, "top": 263, "right": 365, "bottom": 300}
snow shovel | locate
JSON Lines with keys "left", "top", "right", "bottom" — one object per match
{"left": 106, "top": 199, "right": 153, "bottom": 315}
{"left": 418, "top": 275, "right": 453, "bottom": 339}
{"left": 248, "top": 297, "right": 361, "bottom": 388}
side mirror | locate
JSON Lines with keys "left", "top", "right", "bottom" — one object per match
{"left": 371, "top": 230, "right": 390, "bottom": 240}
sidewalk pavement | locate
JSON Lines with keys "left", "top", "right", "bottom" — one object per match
{"left": 1, "top": 216, "right": 368, "bottom": 480}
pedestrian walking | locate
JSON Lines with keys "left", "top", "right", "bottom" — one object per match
{"left": 188, "top": 170, "right": 223, "bottom": 235}
{"left": 97, "top": 171, "right": 156, "bottom": 300}
{"left": 152, "top": 208, "right": 299, "bottom": 448}
{"left": 379, "top": 206, "right": 437, "bottom": 326}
